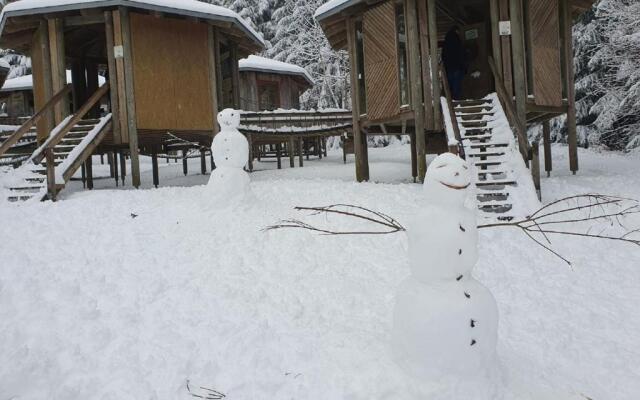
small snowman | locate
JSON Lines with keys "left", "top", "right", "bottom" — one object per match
{"left": 392, "top": 153, "right": 499, "bottom": 398}
{"left": 206, "top": 109, "right": 252, "bottom": 203}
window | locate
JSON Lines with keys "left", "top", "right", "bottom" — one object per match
{"left": 395, "top": 3, "right": 409, "bottom": 106}
{"left": 219, "top": 42, "right": 235, "bottom": 110}
{"left": 355, "top": 20, "right": 367, "bottom": 115}
{"left": 257, "top": 81, "right": 280, "bottom": 110}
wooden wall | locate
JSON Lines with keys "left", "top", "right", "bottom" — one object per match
{"left": 130, "top": 13, "right": 214, "bottom": 131}
{"left": 528, "top": 0, "right": 563, "bottom": 107}
{"left": 239, "top": 71, "right": 304, "bottom": 111}
{"left": 363, "top": 1, "right": 400, "bottom": 121}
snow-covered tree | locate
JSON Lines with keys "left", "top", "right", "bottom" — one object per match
{"left": 267, "top": 0, "right": 350, "bottom": 110}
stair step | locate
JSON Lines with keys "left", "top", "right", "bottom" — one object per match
{"left": 65, "top": 132, "right": 89, "bottom": 139}
{"left": 454, "top": 99, "right": 491, "bottom": 107}
{"left": 477, "top": 170, "right": 508, "bottom": 176}
{"left": 468, "top": 142, "right": 509, "bottom": 149}
{"left": 476, "top": 179, "right": 517, "bottom": 187}
{"left": 456, "top": 112, "right": 495, "bottom": 120}
{"left": 76, "top": 119, "right": 100, "bottom": 126}
{"left": 454, "top": 106, "right": 493, "bottom": 114}
{"left": 462, "top": 134, "right": 494, "bottom": 141}
{"left": 7, "top": 195, "right": 34, "bottom": 202}
{"left": 478, "top": 202, "right": 513, "bottom": 211}
{"left": 9, "top": 186, "right": 44, "bottom": 193}
{"left": 461, "top": 121, "right": 489, "bottom": 128}
{"left": 467, "top": 152, "right": 506, "bottom": 158}
{"left": 474, "top": 160, "right": 504, "bottom": 166}
{"left": 462, "top": 128, "right": 492, "bottom": 135}
{"left": 25, "top": 177, "right": 46, "bottom": 183}
{"left": 477, "top": 191, "right": 510, "bottom": 201}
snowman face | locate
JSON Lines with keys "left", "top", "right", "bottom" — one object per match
{"left": 217, "top": 108, "right": 241, "bottom": 130}
{"left": 427, "top": 153, "right": 470, "bottom": 190}
{"left": 423, "top": 153, "right": 471, "bottom": 206}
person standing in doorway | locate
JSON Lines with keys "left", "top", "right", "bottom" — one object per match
{"left": 443, "top": 26, "right": 466, "bottom": 100}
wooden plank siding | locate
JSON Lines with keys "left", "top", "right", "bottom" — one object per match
{"left": 529, "top": 0, "right": 563, "bottom": 107}
{"left": 362, "top": 1, "right": 400, "bottom": 121}
{"left": 129, "top": 13, "right": 214, "bottom": 132}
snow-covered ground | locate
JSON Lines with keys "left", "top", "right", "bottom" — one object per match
{"left": 0, "top": 144, "right": 638, "bottom": 399}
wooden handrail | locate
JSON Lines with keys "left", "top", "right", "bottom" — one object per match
{"left": 33, "top": 82, "right": 110, "bottom": 164}
{"left": 488, "top": 56, "right": 530, "bottom": 161}
{"left": 0, "top": 83, "right": 72, "bottom": 158}
{"left": 438, "top": 64, "right": 463, "bottom": 142}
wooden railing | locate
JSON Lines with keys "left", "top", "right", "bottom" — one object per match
{"left": 488, "top": 56, "right": 541, "bottom": 199}
{"left": 438, "top": 64, "right": 463, "bottom": 156}
{"left": 488, "top": 57, "right": 530, "bottom": 162}
{"left": 0, "top": 83, "right": 72, "bottom": 158}
{"left": 239, "top": 110, "right": 353, "bottom": 134}
{"left": 41, "top": 83, "right": 110, "bottom": 199}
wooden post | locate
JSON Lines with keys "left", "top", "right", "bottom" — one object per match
{"left": 247, "top": 133, "right": 254, "bottom": 172}
{"left": 346, "top": 18, "right": 369, "bottom": 181}
{"left": 531, "top": 141, "right": 541, "bottom": 200}
{"left": 113, "top": 151, "right": 119, "bottom": 187}
{"left": 108, "top": 152, "right": 115, "bottom": 177}
{"left": 45, "top": 148, "right": 56, "bottom": 201}
{"left": 81, "top": 162, "right": 86, "bottom": 188}
{"left": 119, "top": 7, "right": 141, "bottom": 188}
{"left": 499, "top": 0, "right": 513, "bottom": 97}
{"left": 230, "top": 44, "right": 241, "bottom": 109}
{"left": 406, "top": 0, "right": 427, "bottom": 182}
{"left": 119, "top": 150, "right": 126, "bottom": 185}
{"left": 208, "top": 26, "right": 220, "bottom": 135}
{"left": 86, "top": 156, "right": 94, "bottom": 190}
{"left": 48, "top": 18, "right": 69, "bottom": 125}
{"left": 417, "top": 0, "right": 434, "bottom": 131}
{"left": 210, "top": 151, "right": 215, "bottom": 170}
{"left": 71, "top": 60, "right": 87, "bottom": 111}
{"left": 289, "top": 137, "right": 295, "bottom": 168}
{"left": 509, "top": 0, "right": 528, "bottom": 166}
{"left": 427, "top": 0, "right": 442, "bottom": 131}
{"left": 276, "top": 142, "right": 282, "bottom": 169}
{"left": 113, "top": 10, "right": 129, "bottom": 143}
{"left": 200, "top": 149, "right": 207, "bottom": 174}
{"left": 298, "top": 137, "right": 304, "bottom": 167}
{"left": 410, "top": 132, "right": 418, "bottom": 181}
{"left": 152, "top": 151, "right": 159, "bottom": 188}
{"left": 38, "top": 20, "right": 55, "bottom": 138}
{"left": 105, "top": 11, "right": 122, "bottom": 144}
{"left": 561, "top": 0, "right": 578, "bottom": 174}
{"left": 542, "top": 120, "right": 552, "bottom": 176}
{"left": 213, "top": 30, "right": 223, "bottom": 110}
{"left": 86, "top": 61, "right": 99, "bottom": 117}
{"left": 489, "top": 0, "right": 503, "bottom": 78}
{"left": 182, "top": 149, "right": 188, "bottom": 176}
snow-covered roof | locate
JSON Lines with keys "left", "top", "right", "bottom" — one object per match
{"left": 1, "top": 70, "right": 106, "bottom": 92}
{"left": 0, "top": 0, "right": 265, "bottom": 48}
{"left": 238, "top": 55, "right": 314, "bottom": 86}
{"left": 314, "top": 0, "right": 362, "bottom": 21}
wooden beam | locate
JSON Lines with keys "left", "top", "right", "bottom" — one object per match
{"left": 48, "top": 18, "right": 69, "bottom": 125}
{"left": 119, "top": 7, "right": 141, "bottom": 188}
{"left": 346, "top": 18, "right": 369, "bottom": 182}
{"left": 406, "top": 0, "right": 427, "bottom": 181}
{"left": 561, "top": 0, "right": 578, "bottom": 174}
{"left": 509, "top": 0, "right": 528, "bottom": 166}
{"left": 208, "top": 26, "right": 220, "bottom": 135}
{"left": 230, "top": 43, "right": 241, "bottom": 109}
{"left": 63, "top": 14, "right": 106, "bottom": 27}
{"left": 38, "top": 19, "right": 55, "bottom": 141}
{"left": 499, "top": 0, "right": 513, "bottom": 97}
{"left": 531, "top": 141, "right": 541, "bottom": 200}
{"left": 213, "top": 29, "right": 224, "bottom": 110}
{"left": 104, "top": 11, "right": 122, "bottom": 144}
{"left": 417, "top": 0, "right": 434, "bottom": 131}
{"left": 427, "top": 0, "right": 442, "bottom": 130}
{"left": 113, "top": 10, "right": 129, "bottom": 143}
{"left": 542, "top": 119, "right": 552, "bottom": 176}
{"left": 489, "top": 0, "right": 503, "bottom": 78}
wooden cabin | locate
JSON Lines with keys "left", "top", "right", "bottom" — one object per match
{"left": 316, "top": 0, "right": 596, "bottom": 182}
{"left": 0, "top": 0, "right": 264, "bottom": 189}
{"left": 239, "top": 55, "right": 314, "bottom": 111}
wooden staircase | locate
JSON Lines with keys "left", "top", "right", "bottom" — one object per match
{"left": 0, "top": 125, "right": 38, "bottom": 167}
{"left": 453, "top": 97, "right": 518, "bottom": 218}
{"left": 1, "top": 83, "right": 111, "bottom": 202}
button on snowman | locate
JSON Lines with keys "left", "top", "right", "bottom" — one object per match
{"left": 207, "top": 109, "right": 252, "bottom": 203}
{"left": 392, "top": 153, "right": 499, "bottom": 394}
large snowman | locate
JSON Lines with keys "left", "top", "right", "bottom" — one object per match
{"left": 206, "top": 108, "right": 252, "bottom": 203}
{"left": 392, "top": 153, "right": 499, "bottom": 398}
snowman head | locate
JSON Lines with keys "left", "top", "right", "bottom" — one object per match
{"left": 423, "top": 153, "right": 471, "bottom": 207}
{"left": 217, "top": 108, "right": 241, "bottom": 130}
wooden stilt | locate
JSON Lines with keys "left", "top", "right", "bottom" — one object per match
{"left": 410, "top": 132, "right": 418, "bottom": 182}
{"left": 119, "top": 150, "right": 126, "bottom": 185}
{"left": 113, "top": 151, "right": 119, "bottom": 187}
{"left": 182, "top": 149, "right": 188, "bottom": 176}
{"left": 210, "top": 152, "right": 215, "bottom": 170}
{"left": 543, "top": 120, "right": 552, "bottom": 177}
{"left": 298, "top": 138, "right": 304, "bottom": 167}
{"left": 323, "top": 138, "right": 327, "bottom": 157}
{"left": 108, "top": 152, "right": 114, "bottom": 177}
{"left": 561, "top": 0, "right": 578, "bottom": 174}
{"left": 81, "top": 162, "right": 86, "bottom": 188}
{"left": 152, "top": 151, "right": 159, "bottom": 188}
{"left": 510, "top": 0, "right": 528, "bottom": 165}
{"left": 346, "top": 18, "right": 369, "bottom": 181}
{"left": 531, "top": 141, "right": 541, "bottom": 200}
{"left": 247, "top": 133, "right": 254, "bottom": 172}
{"left": 289, "top": 137, "right": 295, "bottom": 168}
{"left": 276, "top": 142, "right": 282, "bottom": 169}
{"left": 200, "top": 149, "right": 207, "bottom": 174}
{"left": 86, "top": 156, "right": 94, "bottom": 190}
{"left": 427, "top": 0, "right": 442, "bottom": 131}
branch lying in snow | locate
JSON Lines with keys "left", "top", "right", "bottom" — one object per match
{"left": 264, "top": 204, "right": 406, "bottom": 235}
{"left": 478, "top": 194, "right": 640, "bottom": 266}
{"left": 186, "top": 380, "right": 225, "bottom": 400}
